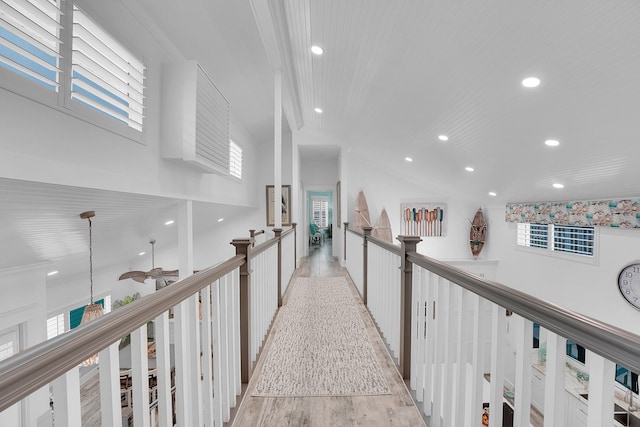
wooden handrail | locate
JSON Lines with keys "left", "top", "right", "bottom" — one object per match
{"left": 0, "top": 254, "right": 246, "bottom": 412}
{"left": 406, "top": 250, "right": 640, "bottom": 375}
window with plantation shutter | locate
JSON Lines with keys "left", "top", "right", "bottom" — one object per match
{"left": 47, "top": 312, "right": 65, "bottom": 339}
{"left": 552, "top": 224, "right": 594, "bottom": 256}
{"left": 71, "top": 5, "right": 145, "bottom": 131}
{"left": 229, "top": 140, "right": 242, "bottom": 179}
{"left": 0, "top": 0, "right": 62, "bottom": 91}
{"left": 517, "top": 222, "right": 596, "bottom": 261}
{"left": 194, "top": 64, "right": 229, "bottom": 173}
{"left": 161, "top": 61, "right": 230, "bottom": 174}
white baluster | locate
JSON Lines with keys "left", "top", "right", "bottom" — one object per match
{"left": 468, "top": 294, "right": 488, "bottom": 427}
{"left": 99, "top": 341, "right": 122, "bottom": 427}
{"left": 586, "top": 352, "right": 615, "bottom": 427}
{"left": 155, "top": 311, "right": 172, "bottom": 427}
{"left": 489, "top": 304, "right": 506, "bottom": 427}
{"left": 431, "top": 276, "right": 447, "bottom": 427}
{"left": 201, "top": 285, "right": 214, "bottom": 426}
{"left": 544, "top": 331, "right": 566, "bottom": 426}
{"left": 51, "top": 365, "right": 81, "bottom": 427}
{"left": 422, "top": 271, "right": 436, "bottom": 417}
{"left": 514, "top": 315, "right": 533, "bottom": 426}
{"left": 442, "top": 280, "right": 454, "bottom": 425}
{"left": 453, "top": 286, "right": 468, "bottom": 427}
{"left": 131, "top": 325, "right": 150, "bottom": 427}
{"left": 212, "top": 279, "right": 223, "bottom": 425}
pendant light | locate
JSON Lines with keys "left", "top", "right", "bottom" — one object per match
{"left": 79, "top": 211, "right": 103, "bottom": 366}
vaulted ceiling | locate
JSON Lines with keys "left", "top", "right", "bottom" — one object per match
{"left": 253, "top": 0, "right": 640, "bottom": 205}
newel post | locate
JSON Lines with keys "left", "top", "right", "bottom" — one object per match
{"left": 362, "top": 226, "right": 373, "bottom": 306}
{"left": 398, "top": 235, "right": 422, "bottom": 379}
{"left": 273, "top": 228, "right": 283, "bottom": 307}
{"left": 343, "top": 222, "right": 349, "bottom": 261}
{"left": 231, "top": 237, "right": 253, "bottom": 383}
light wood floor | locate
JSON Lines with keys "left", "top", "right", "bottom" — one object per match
{"left": 231, "top": 241, "right": 426, "bottom": 427}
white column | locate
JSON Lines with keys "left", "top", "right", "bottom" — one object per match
{"left": 587, "top": 352, "right": 615, "bottom": 427}
{"left": 51, "top": 366, "right": 81, "bottom": 427}
{"left": 274, "top": 68, "right": 282, "bottom": 228}
{"left": 514, "top": 316, "right": 533, "bottom": 426}
{"left": 155, "top": 311, "right": 172, "bottom": 427}
{"left": 544, "top": 331, "right": 566, "bottom": 427}
{"left": 174, "top": 200, "right": 195, "bottom": 426}
{"left": 99, "top": 342, "right": 122, "bottom": 427}
{"left": 131, "top": 325, "right": 150, "bottom": 426}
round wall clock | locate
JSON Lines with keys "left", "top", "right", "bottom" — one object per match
{"left": 618, "top": 262, "right": 640, "bottom": 310}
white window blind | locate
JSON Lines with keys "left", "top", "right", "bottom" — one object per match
{"left": 194, "top": 64, "right": 229, "bottom": 173}
{"left": 0, "top": 329, "right": 18, "bottom": 361}
{"left": 517, "top": 223, "right": 549, "bottom": 249}
{"left": 517, "top": 222, "right": 595, "bottom": 257}
{"left": 553, "top": 224, "right": 594, "bottom": 256}
{"left": 229, "top": 140, "right": 243, "bottom": 179}
{"left": 312, "top": 199, "right": 328, "bottom": 228}
{"left": 0, "top": 0, "right": 62, "bottom": 91}
{"left": 46, "top": 312, "right": 65, "bottom": 339}
{"left": 71, "top": 5, "right": 145, "bottom": 131}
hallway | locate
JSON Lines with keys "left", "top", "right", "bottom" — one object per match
{"left": 232, "top": 241, "right": 426, "bottom": 426}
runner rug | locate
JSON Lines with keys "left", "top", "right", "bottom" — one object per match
{"left": 251, "top": 276, "right": 391, "bottom": 397}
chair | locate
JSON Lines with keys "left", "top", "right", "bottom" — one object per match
{"left": 309, "top": 223, "right": 322, "bottom": 246}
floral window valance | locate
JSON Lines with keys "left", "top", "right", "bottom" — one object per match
{"left": 505, "top": 198, "right": 640, "bottom": 228}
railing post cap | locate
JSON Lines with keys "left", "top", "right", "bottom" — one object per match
{"left": 273, "top": 228, "right": 283, "bottom": 236}
{"left": 231, "top": 237, "right": 254, "bottom": 247}
{"left": 362, "top": 226, "right": 373, "bottom": 233}
{"left": 396, "top": 235, "right": 422, "bottom": 244}
{"left": 291, "top": 222, "right": 297, "bottom": 228}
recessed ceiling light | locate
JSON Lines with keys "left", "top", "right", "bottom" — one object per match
{"left": 164, "top": 220, "right": 174, "bottom": 226}
{"left": 438, "top": 135, "right": 449, "bottom": 141}
{"left": 217, "top": 218, "right": 224, "bottom": 222}
{"left": 489, "top": 192, "right": 497, "bottom": 197}
{"left": 465, "top": 166, "right": 474, "bottom": 172}
{"left": 553, "top": 183, "right": 564, "bottom": 189}
{"left": 47, "top": 270, "right": 58, "bottom": 276}
{"left": 138, "top": 251, "right": 146, "bottom": 256}
{"left": 405, "top": 157, "right": 413, "bottom": 162}
{"left": 311, "top": 45, "right": 324, "bottom": 55}
{"left": 522, "top": 77, "right": 541, "bottom": 88}
{"left": 545, "top": 139, "right": 560, "bottom": 147}
{"left": 314, "top": 107, "right": 323, "bottom": 113}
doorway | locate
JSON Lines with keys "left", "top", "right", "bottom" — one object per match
{"left": 308, "top": 191, "right": 332, "bottom": 247}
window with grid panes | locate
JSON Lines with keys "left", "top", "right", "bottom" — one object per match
{"left": 517, "top": 222, "right": 595, "bottom": 258}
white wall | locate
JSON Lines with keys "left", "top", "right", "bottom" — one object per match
{"left": 0, "top": 0, "right": 258, "bottom": 208}
{"left": 483, "top": 204, "right": 640, "bottom": 336}
{"left": 344, "top": 153, "right": 480, "bottom": 260}
{"left": 0, "top": 265, "right": 50, "bottom": 426}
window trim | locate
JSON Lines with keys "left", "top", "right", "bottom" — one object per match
{"left": 515, "top": 222, "right": 599, "bottom": 265}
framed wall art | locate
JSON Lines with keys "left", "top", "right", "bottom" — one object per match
{"left": 400, "top": 203, "right": 446, "bottom": 237}
{"left": 266, "top": 185, "right": 291, "bottom": 226}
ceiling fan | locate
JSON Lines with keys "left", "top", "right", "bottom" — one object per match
{"left": 118, "top": 239, "right": 178, "bottom": 283}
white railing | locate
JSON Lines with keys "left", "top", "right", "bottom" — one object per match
{"left": 342, "top": 226, "right": 640, "bottom": 427}
{"left": 367, "top": 241, "right": 402, "bottom": 363}
{"left": 280, "top": 228, "right": 296, "bottom": 296}
{"left": 249, "top": 240, "right": 279, "bottom": 368}
{"left": 0, "top": 225, "right": 297, "bottom": 427}
{"left": 345, "top": 230, "right": 364, "bottom": 296}
{"left": 209, "top": 269, "right": 242, "bottom": 425}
